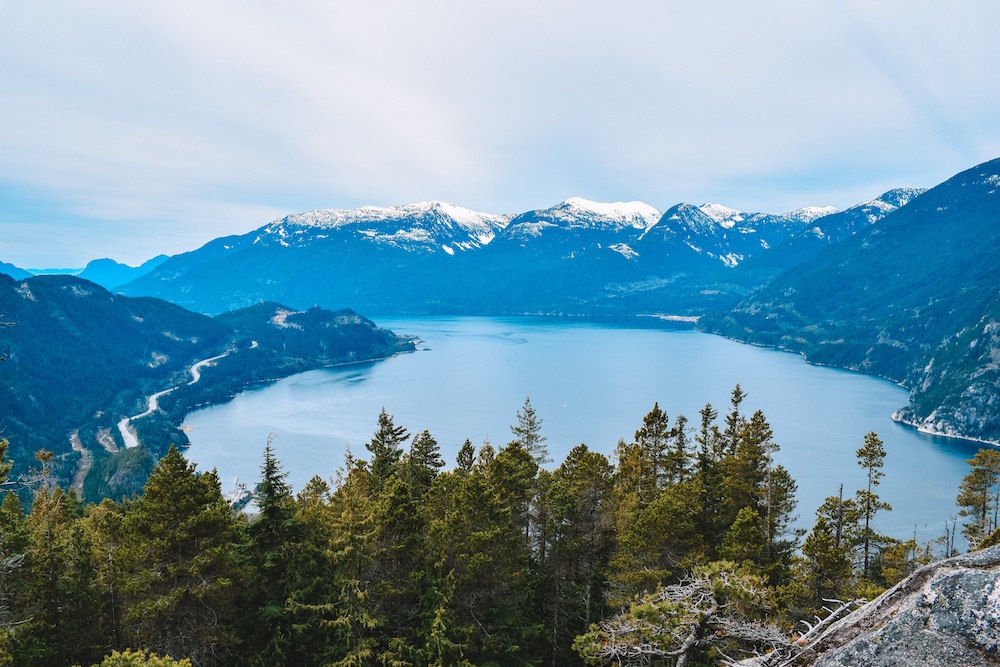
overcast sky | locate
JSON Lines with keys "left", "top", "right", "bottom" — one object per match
{"left": 2, "top": 1, "right": 999, "bottom": 267}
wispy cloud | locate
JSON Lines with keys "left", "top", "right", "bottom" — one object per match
{"left": 2, "top": 1, "right": 999, "bottom": 266}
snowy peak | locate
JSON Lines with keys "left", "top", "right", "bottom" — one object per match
{"left": 557, "top": 197, "right": 662, "bottom": 228}
{"left": 698, "top": 203, "right": 745, "bottom": 228}
{"left": 849, "top": 187, "right": 925, "bottom": 214}
{"left": 784, "top": 205, "right": 839, "bottom": 223}
{"left": 499, "top": 198, "right": 662, "bottom": 243}
{"left": 259, "top": 201, "right": 512, "bottom": 253}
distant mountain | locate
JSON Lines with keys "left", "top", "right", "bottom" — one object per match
{"left": 77, "top": 254, "right": 169, "bottom": 289}
{"left": 0, "top": 261, "right": 31, "bottom": 280}
{"left": 703, "top": 158, "right": 1000, "bottom": 442}
{"left": 120, "top": 197, "right": 840, "bottom": 315}
{"left": 726, "top": 188, "right": 925, "bottom": 288}
{"left": 0, "top": 273, "right": 412, "bottom": 496}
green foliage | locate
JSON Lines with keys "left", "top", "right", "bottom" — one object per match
{"left": 0, "top": 400, "right": 967, "bottom": 667}
{"left": 0, "top": 276, "right": 411, "bottom": 490}
{"left": 120, "top": 447, "right": 243, "bottom": 666}
{"left": 575, "top": 561, "right": 781, "bottom": 667}
{"left": 957, "top": 448, "right": 1000, "bottom": 550}
{"left": 87, "top": 648, "right": 193, "bottom": 666}
{"left": 856, "top": 432, "right": 891, "bottom": 580}
{"left": 510, "top": 396, "right": 549, "bottom": 465}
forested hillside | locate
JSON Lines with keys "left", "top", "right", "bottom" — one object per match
{"left": 3, "top": 395, "right": 994, "bottom": 666}
{"left": 704, "top": 157, "right": 1000, "bottom": 443}
{"left": 0, "top": 275, "right": 412, "bottom": 495}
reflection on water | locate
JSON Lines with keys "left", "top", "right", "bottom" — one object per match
{"left": 184, "top": 316, "right": 985, "bottom": 546}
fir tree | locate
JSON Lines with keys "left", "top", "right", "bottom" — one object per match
{"left": 511, "top": 397, "right": 549, "bottom": 465}
{"left": 121, "top": 446, "right": 243, "bottom": 666}
{"left": 366, "top": 408, "right": 409, "bottom": 490}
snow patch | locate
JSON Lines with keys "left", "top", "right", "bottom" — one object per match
{"left": 609, "top": 243, "right": 639, "bottom": 259}
{"left": 699, "top": 203, "right": 744, "bottom": 227}
{"left": 562, "top": 197, "right": 660, "bottom": 221}
{"left": 785, "top": 205, "right": 838, "bottom": 222}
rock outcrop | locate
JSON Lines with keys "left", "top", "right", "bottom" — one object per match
{"left": 781, "top": 546, "right": 1000, "bottom": 666}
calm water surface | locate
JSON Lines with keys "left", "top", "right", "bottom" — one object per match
{"left": 183, "top": 316, "right": 985, "bottom": 544}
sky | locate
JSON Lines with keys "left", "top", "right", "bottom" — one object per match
{"left": 2, "top": 1, "right": 1000, "bottom": 268}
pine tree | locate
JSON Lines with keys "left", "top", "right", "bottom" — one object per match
{"left": 855, "top": 432, "right": 891, "bottom": 580}
{"left": 780, "top": 515, "right": 853, "bottom": 618}
{"left": 694, "top": 403, "right": 726, "bottom": 556}
{"left": 957, "top": 448, "right": 1000, "bottom": 549}
{"left": 607, "top": 479, "right": 705, "bottom": 607}
{"left": 17, "top": 483, "right": 107, "bottom": 667}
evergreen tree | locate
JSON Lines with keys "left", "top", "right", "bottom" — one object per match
{"left": 633, "top": 403, "right": 672, "bottom": 488}
{"left": 289, "top": 452, "right": 383, "bottom": 666}
{"left": 243, "top": 439, "right": 302, "bottom": 666}
{"left": 607, "top": 479, "right": 705, "bottom": 607}
{"left": 455, "top": 440, "right": 475, "bottom": 476}
{"left": 366, "top": 408, "right": 409, "bottom": 490}
{"left": 694, "top": 403, "right": 726, "bottom": 556}
{"left": 0, "top": 490, "right": 27, "bottom": 635}
{"left": 719, "top": 507, "right": 767, "bottom": 570}
{"left": 286, "top": 476, "right": 338, "bottom": 665}
{"left": 425, "top": 452, "right": 542, "bottom": 665}
{"left": 780, "top": 516, "right": 853, "bottom": 619}
{"left": 816, "top": 484, "right": 861, "bottom": 550}
{"left": 723, "top": 384, "right": 747, "bottom": 456}
{"left": 17, "top": 484, "right": 104, "bottom": 667}
{"left": 855, "top": 432, "right": 891, "bottom": 579}
{"left": 539, "top": 445, "right": 614, "bottom": 667}
{"left": 80, "top": 498, "right": 130, "bottom": 657}
{"left": 511, "top": 397, "right": 549, "bottom": 466}
{"left": 957, "top": 448, "right": 1000, "bottom": 549}
{"left": 401, "top": 429, "right": 445, "bottom": 499}
{"left": 667, "top": 414, "right": 691, "bottom": 485}
{"left": 121, "top": 446, "right": 243, "bottom": 666}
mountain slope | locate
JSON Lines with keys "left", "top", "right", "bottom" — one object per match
{"left": 77, "top": 255, "right": 169, "bottom": 289}
{"left": 0, "top": 274, "right": 411, "bottom": 492}
{"left": 121, "top": 197, "right": 845, "bottom": 316}
{"left": 0, "top": 261, "right": 31, "bottom": 280}
{"left": 703, "top": 158, "right": 1000, "bottom": 442}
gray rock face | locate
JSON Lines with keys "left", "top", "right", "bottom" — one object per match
{"left": 801, "top": 546, "right": 1000, "bottom": 666}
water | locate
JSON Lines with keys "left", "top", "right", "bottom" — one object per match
{"left": 183, "top": 316, "right": 986, "bottom": 546}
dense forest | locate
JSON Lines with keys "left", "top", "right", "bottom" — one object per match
{"left": 0, "top": 272, "right": 413, "bottom": 492}
{"left": 1, "top": 390, "right": 998, "bottom": 667}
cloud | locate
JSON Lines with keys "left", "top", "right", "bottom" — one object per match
{"left": 1, "top": 1, "right": 999, "bottom": 266}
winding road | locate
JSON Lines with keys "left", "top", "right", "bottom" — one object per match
{"left": 117, "top": 351, "right": 230, "bottom": 449}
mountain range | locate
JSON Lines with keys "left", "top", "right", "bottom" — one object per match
{"left": 118, "top": 192, "right": 913, "bottom": 317}
{"left": 3, "top": 157, "right": 999, "bottom": 454}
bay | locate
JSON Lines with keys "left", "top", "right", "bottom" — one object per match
{"left": 183, "top": 316, "right": 984, "bottom": 545}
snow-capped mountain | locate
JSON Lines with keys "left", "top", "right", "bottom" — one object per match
{"left": 256, "top": 201, "right": 512, "bottom": 255}
{"left": 499, "top": 198, "right": 660, "bottom": 243}
{"left": 638, "top": 202, "right": 836, "bottom": 268}
{"left": 119, "top": 192, "right": 896, "bottom": 316}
